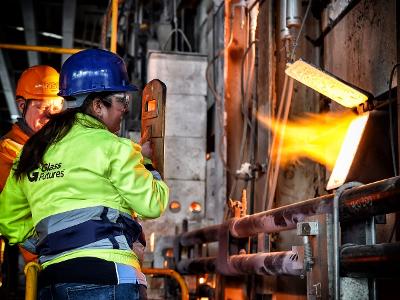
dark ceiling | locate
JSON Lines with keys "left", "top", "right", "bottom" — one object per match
{"left": 0, "top": 0, "right": 198, "bottom": 133}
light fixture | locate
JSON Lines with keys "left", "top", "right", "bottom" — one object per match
{"left": 326, "top": 112, "right": 370, "bottom": 190}
{"left": 285, "top": 60, "right": 371, "bottom": 108}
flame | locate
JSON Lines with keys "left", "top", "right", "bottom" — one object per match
{"left": 258, "top": 111, "right": 360, "bottom": 170}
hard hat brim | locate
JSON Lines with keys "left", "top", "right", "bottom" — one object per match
{"left": 57, "top": 84, "right": 138, "bottom": 97}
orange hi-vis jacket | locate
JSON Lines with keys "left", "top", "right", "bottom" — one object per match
{"left": 0, "top": 123, "right": 36, "bottom": 262}
{"left": 0, "top": 124, "right": 30, "bottom": 191}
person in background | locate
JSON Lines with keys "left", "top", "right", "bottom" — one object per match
{"left": 0, "top": 65, "right": 64, "bottom": 191}
{"left": 0, "top": 65, "right": 63, "bottom": 298}
{"left": 0, "top": 49, "right": 169, "bottom": 300}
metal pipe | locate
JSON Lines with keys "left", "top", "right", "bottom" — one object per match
{"left": 101, "top": 3, "right": 111, "bottom": 48}
{"left": 110, "top": 0, "right": 118, "bottom": 53}
{"left": 229, "top": 251, "right": 303, "bottom": 276}
{"left": 279, "top": 0, "right": 290, "bottom": 40}
{"left": 180, "top": 224, "right": 221, "bottom": 247}
{"left": 232, "top": 176, "right": 400, "bottom": 238}
{"left": 286, "top": 0, "right": 302, "bottom": 28}
{"left": 340, "top": 242, "right": 400, "bottom": 278}
{"left": 366, "top": 215, "right": 377, "bottom": 299}
{"left": 176, "top": 251, "right": 302, "bottom": 276}
{"left": 0, "top": 44, "right": 83, "bottom": 55}
{"left": 173, "top": 0, "right": 178, "bottom": 51}
{"left": 142, "top": 268, "right": 189, "bottom": 300}
{"left": 333, "top": 182, "right": 363, "bottom": 300}
{"left": 266, "top": 77, "right": 294, "bottom": 210}
{"left": 262, "top": 74, "right": 288, "bottom": 211}
{"left": 177, "top": 257, "right": 217, "bottom": 274}
{"left": 179, "top": 176, "right": 400, "bottom": 247}
{"left": 24, "top": 262, "right": 41, "bottom": 300}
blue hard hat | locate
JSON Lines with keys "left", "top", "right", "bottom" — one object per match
{"left": 58, "top": 49, "right": 137, "bottom": 97}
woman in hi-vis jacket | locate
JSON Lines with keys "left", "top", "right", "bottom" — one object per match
{"left": 0, "top": 49, "right": 169, "bottom": 300}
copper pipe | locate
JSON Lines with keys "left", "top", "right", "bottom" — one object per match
{"left": 24, "top": 262, "right": 41, "bottom": 300}
{"left": 0, "top": 44, "right": 83, "bottom": 54}
{"left": 266, "top": 77, "right": 294, "bottom": 210}
{"left": 142, "top": 268, "right": 189, "bottom": 300}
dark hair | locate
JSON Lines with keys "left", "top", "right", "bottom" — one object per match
{"left": 14, "top": 93, "right": 112, "bottom": 180}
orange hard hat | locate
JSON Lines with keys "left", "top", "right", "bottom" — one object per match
{"left": 16, "top": 65, "right": 62, "bottom": 101}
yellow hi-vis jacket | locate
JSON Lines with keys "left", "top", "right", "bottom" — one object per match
{"left": 0, "top": 113, "right": 169, "bottom": 270}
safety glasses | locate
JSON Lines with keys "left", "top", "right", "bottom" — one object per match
{"left": 102, "top": 92, "right": 131, "bottom": 111}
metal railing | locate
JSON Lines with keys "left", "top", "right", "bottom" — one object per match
{"left": 23, "top": 263, "right": 189, "bottom": 300}
{"left": 142, "top": 268, "right": 189, "bottom": 300}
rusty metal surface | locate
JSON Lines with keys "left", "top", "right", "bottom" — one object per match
{"left": 232, "top": 176, "right": 400, "bottom": 238}
{"left": 229, "top": 251, "right": 303, "bottom": 276}
{"left": 224, "top": 0, "right": 248, "bottom": 198}
{"left": 340, "top": 242, "right": 400, "bottom": 277}
{"left": 175, "top": 251, "right": 303, "bottom": 277}
{"left": 324, "top": 0, "right": 396, "bottom": 97}
{"left": 178, "top": 176, "right": 400, "bottom": 245}
{"left": 339, "top": 176, "right": 400, "bottom": 220}
{"left": 230, "top": 195, "right": 333, "bottom": 238}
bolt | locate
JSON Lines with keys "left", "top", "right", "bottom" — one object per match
{"left": 302, "top": 223, "right": 311, "bottom": 235}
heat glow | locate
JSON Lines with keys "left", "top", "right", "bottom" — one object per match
{"left": 258, "top": 111, "right": 360, "bottom": 170}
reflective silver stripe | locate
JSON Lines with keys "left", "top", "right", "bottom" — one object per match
{"left": 36, "top": 206, "right": 130, "bottom": 238}
{"left": 151, "top": 170, "right": 162, "bottom": 180}
{"left": 35, "top": 206, "right": 134, "bottom": 263}
{"left": 39, "top": 234, "right": 132, "bottom": 263}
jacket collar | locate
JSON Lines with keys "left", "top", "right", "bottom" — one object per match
{"left": 15, "top": 118, "right": 35, "bottom": 137}
{"left": 75, "top": 113, "right": 108, "bottom": 130}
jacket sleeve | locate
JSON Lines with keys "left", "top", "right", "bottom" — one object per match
{"left": 0, "top": 171, "right": 34, "bottom": 245}
{"left": 108, "top": 138, "right": 169, "bottom": 219}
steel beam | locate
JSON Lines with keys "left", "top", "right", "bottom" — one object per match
{"left": 20, "top": 0, "right": 39, "bottom": 65}
{"left": 0, "top": 44, "right": 83, "bottom": 55}
{"left": 0, "top": 51, "right": 18, "bottom": 120}
{"left": 62, "top": 0, "right": 77, "bottom": 63}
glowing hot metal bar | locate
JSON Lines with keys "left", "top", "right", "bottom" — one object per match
{"left": 327, "top": 112, "right": 370, "bottom": 190}
{"left": 285, "top": 60, "right": 369, "bottom": 108}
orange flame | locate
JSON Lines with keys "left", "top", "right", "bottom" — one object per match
{"left": 258, "top": 111, "right": 359, "bottom": 170}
